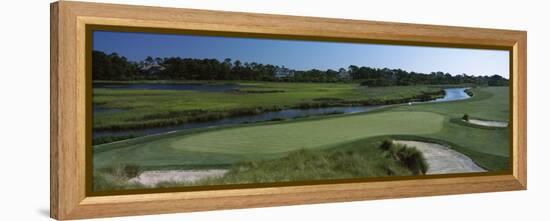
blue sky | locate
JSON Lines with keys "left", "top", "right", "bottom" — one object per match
{"left": 93, "top": 31, "right": 509, "bottom": 78}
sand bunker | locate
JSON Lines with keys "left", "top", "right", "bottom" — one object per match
{"left": 465, "top": 119, "right": 508, "bottom": 127}
{"left": 393, "top": 140, "right": 486, "bottom": 174}
{"left": 129, "top": 140, "right": 486, "bottom": 185}
{"left": 129, "top": 169, "right": 228, "bottom": 186}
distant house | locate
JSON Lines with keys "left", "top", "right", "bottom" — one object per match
{"left": 140, "top": 63, "right": 166, "bottom": 74}
{"left": 274, "top": 67, "right": 295, "bottom": 78}
{"left": 338, "top": 69, "right": 351, "bottom": 80}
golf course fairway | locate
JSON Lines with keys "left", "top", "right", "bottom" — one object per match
{"left": 94, "top": 87, "right": 509, "bottom": 175}
{"left": 169, "top": 111, "right": 444, "bottom": 154}
{"left": 94, "top": 111, "right": 444, "bottom": 168}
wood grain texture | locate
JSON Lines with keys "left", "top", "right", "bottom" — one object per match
{"left": 515, "top": 33, "right": 528, "bottom": 187}
{"left": 50, "top": 2, "right": 59, "bottom": 218}
{"left": 50, "top": 1, "right": 527, "bottom": 220}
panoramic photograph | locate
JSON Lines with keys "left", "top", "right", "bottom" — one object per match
{"left": 91, "top": 30, "right": 510, "bottom": 192}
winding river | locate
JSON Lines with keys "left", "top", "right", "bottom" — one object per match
{"left": 93, "top": 87, "right": 471, "bottom": 140}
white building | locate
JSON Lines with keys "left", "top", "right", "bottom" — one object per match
{"left": 140, "top": 63, "right": 166, "bottom": 74}
{"left": 274, "top": 67, "right": 295, "bottom": 78}
{"left": 338, "top": 69, "right": 351, "bottom": 80}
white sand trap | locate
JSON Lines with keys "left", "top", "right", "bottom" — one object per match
{"left": 129, "top": 169, "right": 228, "bottom": 186}
{"left": 465, "top": 119, "right": 508, "bottom": 127}
{"left": 393, "top": 140, "right": 486, "bottom": 174}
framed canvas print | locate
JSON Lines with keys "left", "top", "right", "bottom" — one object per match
{"left": 50, "top": 1, "right": 527, "bottom": 220}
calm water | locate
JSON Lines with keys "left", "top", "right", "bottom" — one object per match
{"left": 92, "top": 87, "right": 470, "bottom": 139}
{"left": 433, "top": 88, "right": 470, "bottom": 102}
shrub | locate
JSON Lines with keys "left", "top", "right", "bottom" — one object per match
{"left": 380, "top": 140, "right": 393, "bottom": 151}
{"left": 380, "top": 141, "right": 428, "bottom": 175}
{"left": 393, "top": 146, "right": 428, "bottom": 175}
{"left": 123, "top": 164, "right": 142, "bottom": 178}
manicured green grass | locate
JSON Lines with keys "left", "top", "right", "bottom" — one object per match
{"left": 394, "top": 86, "right": 509, "bottom": 121}
{"left": 94, "top": 111, "right": 443, "bottom": 170}
{"left": 93, "top": 85, "right": 510, "bottom": 190}
{"left": 391, "top": 87, "right": 510, "bottom": 157}
{"left": 169, "top": 111, "right": 443, "bottom": 154}
{"left": 93, "top": 81, "right": 442, "bottom": 130}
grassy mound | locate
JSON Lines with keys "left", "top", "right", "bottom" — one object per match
{"left": 93, "top": 138, "right": 428, "bottom": 191}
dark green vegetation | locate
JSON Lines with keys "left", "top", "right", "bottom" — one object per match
{"left": 93, "top": 82, "right": 444, "bottom": 131}
{"left": 464, "top": 88, "right": 474, "bottom": 96}
{"left": 93, "top": 138, "right": 427, "bottom": 190}
{"left": 93, "top": 134, "right": 138, "bottom": 145}
{"left": 380, "top": 140, "right": 428, "bottom": 175}
{"left": 93, "top": 82, "right": 509, "bottom": 191}
{"left": 92, "top": 50, "right": 508, "bottom": 86}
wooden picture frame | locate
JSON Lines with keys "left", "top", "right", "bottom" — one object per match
{"left": 50, "top": 1, "right": 527, "bottom": 220}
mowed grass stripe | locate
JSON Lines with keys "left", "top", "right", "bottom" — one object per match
{"left": 168, "top": 111, "right": 445, "bottom": 154}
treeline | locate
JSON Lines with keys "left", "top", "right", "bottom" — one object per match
{"left": 349, "top": 65, "right": 509, "bottom": 86}
{"left": 92, "top": 50, "right": 509, "bottom": 86}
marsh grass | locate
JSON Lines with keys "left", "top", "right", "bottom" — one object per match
{"left": 93, "top": 83, "right": 444, "bottom": 131}
{"left": 91, "top": 87, "right": 509, "bottom": 191}
{"left": 150, "top": 139, "right": 429, "bottom": 188}
{"left": 93, "top": 138, "right": 429, "bottom": 191}
{"left": 92, "top": 134, "right": 138, "bottom": 145}
{"left": 383, "top": 141, "right": 428, "bottom": 175}
{"left": 93, "top": 164, "right": 145, "bottom": 191}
